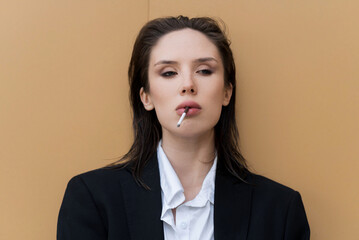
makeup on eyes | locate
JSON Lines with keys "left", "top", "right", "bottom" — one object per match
{"left": 176, "top": 106, "right": 189, "bottom": 127}
{"left": 155, "top": 59, "right": 217, "bottom": 75}
{"left": 160, "top": 67, "right": 214, "bottom": 79}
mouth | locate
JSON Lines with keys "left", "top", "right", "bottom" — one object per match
{"left": 176, "top": 101, "right": 202, "bottom": 116}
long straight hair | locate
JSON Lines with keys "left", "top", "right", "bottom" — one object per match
{"left": 108, "top": 16, "right": 249, "bottom": 187}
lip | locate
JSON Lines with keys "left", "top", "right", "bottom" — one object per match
{"left": 176, "top": 101, "right": 202, "bottom": 116}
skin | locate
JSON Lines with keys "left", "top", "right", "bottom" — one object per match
{"left": 140, "top": 28, "right": 232, "bottom": 204}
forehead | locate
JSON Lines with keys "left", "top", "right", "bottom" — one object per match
{"left": 149, "top": 28, "right": 221, "bottom": 63}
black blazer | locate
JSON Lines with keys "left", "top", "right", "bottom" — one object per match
{"left": 57, "top": 154, "right": 310, "bottom": 239}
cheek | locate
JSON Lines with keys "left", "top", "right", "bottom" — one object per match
{"left": 204, "top": 91, "right": 224, "bottom": 121}
{"left": 206, "top": 85, "right": 226, "bottom": 122}
{"left": 210, "top": 102, "right": 224, "bottom": 122}
{"left": 148, "top": 87, "right": 173, "bottom": 123}
{"left": 147, "top": 75, "right": 175, "bottom": 106}
{"left": 149, "top": 88, "right": 171, "bottom": 108}
{"left": 207, "top": 81, "right": 226, "bottom": 105}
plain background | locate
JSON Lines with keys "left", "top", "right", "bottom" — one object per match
{"left": 1, "top": 0, "right": 358, "bottom": 239}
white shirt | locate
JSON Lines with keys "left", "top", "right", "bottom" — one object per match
{"left": 157, "top": 142, "right": 217, "bottom": 240}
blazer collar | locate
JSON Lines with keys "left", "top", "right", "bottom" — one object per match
{"left": 119, "top": 154, "right": 164, "bottom": 240}
{"left": 214, "top": 161, "right": 253, "bottom": 240}
{"left": 119, "top": 154, "right": 253, "bottom": 240}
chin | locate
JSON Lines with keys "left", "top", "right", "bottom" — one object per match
{"left": 164, "top": 124, "right": 215, "bottom": 139}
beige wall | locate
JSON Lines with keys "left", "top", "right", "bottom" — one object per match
{"left": 1, "top": 0, "right": 358, "bottom": 239}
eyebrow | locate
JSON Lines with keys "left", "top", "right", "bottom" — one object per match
{"left": 153, "top": 57, "right": 218, "bottom": 67}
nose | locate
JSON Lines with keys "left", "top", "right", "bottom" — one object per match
{"left": 179, "top": 73, "right": 197, "bottom": 95}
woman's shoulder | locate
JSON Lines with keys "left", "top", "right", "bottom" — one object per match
{"left": 77, "top": 165, "right": 131, "bottom": 178}
{"left": 245, "top": 173, "right": 310, "bottom": 237}
{"left": 246, "top": 172, "right": 303, "bottom": 205}
{"left": 248, "top": 173, "right": 297, "bottom": 192}
{"left": 244, "top": 172, "right": 302, "bottom": 201}
{"left": 65, "top": 165, "right": 133, "bottom": 192}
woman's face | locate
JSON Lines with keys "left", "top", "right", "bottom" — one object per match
{"left": 140, "top": 28, "right": 232, "bottom": 139}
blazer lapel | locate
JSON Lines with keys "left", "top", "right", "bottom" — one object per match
{"left": 119, "top": 154, "right": 164, "bottom": 240}
{"left": 214, "top": 165, "right": 253, "bottom": 240}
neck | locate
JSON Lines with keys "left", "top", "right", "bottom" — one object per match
{"left": 161, "top": 130, "right": 216, "bottom": 201}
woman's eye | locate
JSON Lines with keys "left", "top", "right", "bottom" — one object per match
{"left": 161, "top": 71, "right": 177, "bottom": 77}
{"left": 197, "top": 69, "right": 213, "bottom": 75}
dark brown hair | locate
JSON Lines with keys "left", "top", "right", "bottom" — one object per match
{"left": 108, "top": 16, "right": 249, "bottom": 187}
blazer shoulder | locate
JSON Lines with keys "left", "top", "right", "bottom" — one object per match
{"left": 76, "top": 166, "right": 130, "bottom": 179}
{"left": 246, "top": 173, "right": 302, "bottom": 205}
{"left": 249, "top": 173, "right": 297, "bottom": 193}
{"left": 58, "top": 166, "right": 134, "bottom": 239}
{"left": 245, "top": 173, "right": 310, "bottom": 237}
{"left": 66, "top": 166, "right": 133, "bottom": 193}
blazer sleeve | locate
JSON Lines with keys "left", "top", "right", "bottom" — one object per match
{"left": 284, "top": 191, "right": 310, "bottom": 240}
{"left": 57, "top": 176, "right": 107, "bottom": 240}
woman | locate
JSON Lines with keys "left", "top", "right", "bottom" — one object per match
{"left": 57, "top": 16, "right": 310, "bottom": 240}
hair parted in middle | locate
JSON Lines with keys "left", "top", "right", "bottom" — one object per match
{"left": 108, "top": 16, "right": 249, "bottom": 187}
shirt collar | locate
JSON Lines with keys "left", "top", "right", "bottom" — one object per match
{"left": 157, "top": 140, "right": 217, "bottom": 210}
{"left": 157, "top": 141, "right": 185, "bottom": 209}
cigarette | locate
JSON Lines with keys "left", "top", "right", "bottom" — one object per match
{"left": 177, "top": 106, "right": 189, "bottom": 127}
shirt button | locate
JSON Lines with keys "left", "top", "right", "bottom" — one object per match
{"left": 180, "top": 222, "right": 187, "bottom": 229}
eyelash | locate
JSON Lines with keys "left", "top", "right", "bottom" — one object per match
{"left": 160, "top": 69, "right": 213, "bottom": 78}
{"left": 197, "top": 69, "right": 213, "bottom": 75}
{"left": 161, "top": 71, "right": 177, "bottom": 77}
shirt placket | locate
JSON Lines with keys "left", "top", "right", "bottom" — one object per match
{"left": 175, "top": 205, "right": 190, "bottom": 240}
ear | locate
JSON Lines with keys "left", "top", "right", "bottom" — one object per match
{"left": 140, "top": 87, "right": 154, "bottom": 111}
{"left": 222, "top": 83, "right": 233, "bottom": 106}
